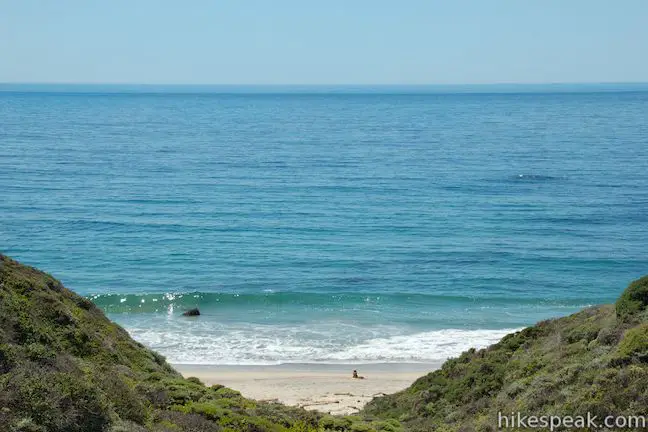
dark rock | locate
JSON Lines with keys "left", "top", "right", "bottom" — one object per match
{"left": 182, "top": 308, "right": 200, "bottom": 317}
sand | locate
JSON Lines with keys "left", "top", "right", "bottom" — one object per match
{"left": 175, "top": 363, "right": 440, "bottom": 416}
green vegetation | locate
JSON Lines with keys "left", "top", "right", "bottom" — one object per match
{"left": 616, "top": 275, "right": 648, "bottom": 321}
{"left": 363, "top": 276, "right": 648, "bottom": 431}
{"left": 616, "top": 323, "right": 648, "bottom": 361}
{"left": 3, "top": 253, "right": 648, "bottom": 432}
{"left": 0, "top": 254, "right": 380, "bottom": 432}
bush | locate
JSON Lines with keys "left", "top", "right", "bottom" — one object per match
{"left": 186, "top": 376, "right": 204, "bottom": 385}
{"left": 320, "top": 415, "right": 352, "bottom": 431}
{"left": 108, "top": 420, "right": 148, "bottom": 432}
{"left": 214, "top": 386, "right": 242, "bottom": 398}
{"left": 596, "top": 327, "right": 621, "bottom": 345}
{"left": 349, "top": 422, "right": 374, "bottom": 432}
{"left": 371, "top": 419, "right": 402, "bottom": 432}
{"left": 616, "top": 276, "right": 648, "bottom": 320}
{"left": 173, "top": 401, "right": 230, "bottom": 422}
{"left": 0, "top": 363, "right": 112, "bottom": 432}
{"left": 153, "top": 411, "right": 222, "bottom": 432}
{"left": 25, "top": 343, "right": 54, "bottom": 363}
{"left": 617, "top": 323, "right": 648, "bottom": 360}
{"left": 99, "top": 370, "right": 149, "bottom": 424}
{"left": 10, "top": 418, "right": 47, "bottom": 432}
{"left": 0, "top": 343, "right": 18, "bottom": 372}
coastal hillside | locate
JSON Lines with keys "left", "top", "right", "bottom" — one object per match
{"left": 3, "top": 253, "right": 648, "bottom": 432}
{"left": 0, "top": 254, "right": 387, "bottom": 432}
{"left": 363, "top": 276, "right": 648, "bottom": 431}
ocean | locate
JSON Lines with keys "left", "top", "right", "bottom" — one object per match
{"left": 2, "top": 86, "right": 647, "bottom": 365}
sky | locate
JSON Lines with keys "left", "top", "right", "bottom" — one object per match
{"left": 1, "top": 0, "right": 647, "bottom": 85}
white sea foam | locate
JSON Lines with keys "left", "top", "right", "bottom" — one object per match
{"left": 123, "top": 319, "right": 518, "bottom": 365}
{"left": 320, "top": 329, "right": 517, "bottom": 363}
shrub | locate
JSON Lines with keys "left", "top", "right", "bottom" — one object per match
{"left": 153, "top": 411, "right": 222, "bottom": 432}
{"left": 0, "top": 363, "right": 112, "bottom": 432}
{"left": 349, "top": 422, "right": 374, "bottom": 432}
{"left": 596, "top": 327, "right": 621, "bottom": 345}
{"left": 214, "top": 386, "right": 242, "bottom": 398}
{"left": 25, "top": 343, "right": 55, "bottom": 363}
{"left": 565, "top": 322, "right": 602, "bottom": 343}
{"left": 173, "top": 401, "right": 230, "bottom": 422}
{"left": 10, "top": 418, "right": 47, "bottom": 432}
{"left": 251, "top": 402, "right": 321, "bottom": 429}
{"left": 616, "top": 276, "right": 648, "bottom": 320}
{"left": 108, "top": 420, "right": 149, "bottom": 432}
{"left": 287, "top": 422, "right": 321, "bottom": 432}
{"left": 0, "top": 343, "right": 18, "bottom": 372}
{"left": 98, "top": 369, "right": 149, "bottom": 424}
{"left": 320, "top": 415, "right": 352, "bottom": 431}
{"left": 617, "top": 323, "right": 648, "bottom": 360}
{"left": 371, "top": 419, "right": 402, "bottom": 432}
{"left": 186, "top": 376, "right": 204, "bottom": 385}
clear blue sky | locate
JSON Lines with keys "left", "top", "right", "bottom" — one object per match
{"left": 1, "top": 0, "right": 647, "bottom": 85}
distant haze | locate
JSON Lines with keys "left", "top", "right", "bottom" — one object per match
{"left": 1, "top": 0, "right": 647, "bottom": 85}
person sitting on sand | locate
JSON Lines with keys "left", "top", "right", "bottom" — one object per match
{"left": 352, "top": 370, "right": 365, "bottom": 379}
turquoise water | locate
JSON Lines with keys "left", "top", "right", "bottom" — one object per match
{"left": 2, "top": 87, "right": 647, "bottom": 364}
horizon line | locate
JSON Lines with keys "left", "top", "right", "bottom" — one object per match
{"left": 2, "top": 82, "right": 648, "bottom": 95}
{"left": 2, "top": 81, "right": 648, "bottom": 87}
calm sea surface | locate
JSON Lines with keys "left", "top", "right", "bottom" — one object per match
{"left": 2, "top": 88, "right": 647, "bottom": 364}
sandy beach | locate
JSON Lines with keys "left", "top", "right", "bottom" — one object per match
{"left": 176, "top": 363, "right": 440, "bottom": 415}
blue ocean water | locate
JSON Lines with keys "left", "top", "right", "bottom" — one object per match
{"left": 2, "top": 87, "right": 647, "bottom": 364}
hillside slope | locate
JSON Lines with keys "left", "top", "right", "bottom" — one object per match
{"left": 363, "top": 276, "right": 648, "bottom": 431}
{"left": 0, "top": 254, "right": 335, "bottom": 432}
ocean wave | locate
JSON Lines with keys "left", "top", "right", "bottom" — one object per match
{"left": 123, "top": 322, "right": 518, "bottom": 365}
{"left": 91, "top": 291, "right": 597, "bottom": 314}
{"left": 318, "top": 328, "right": 518, "bottom": 363}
